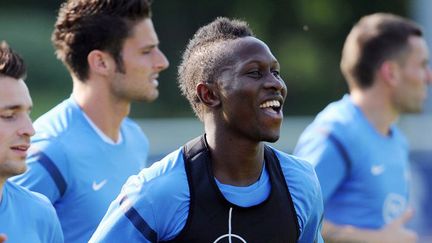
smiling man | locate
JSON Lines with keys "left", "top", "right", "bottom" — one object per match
{"left": 90, "top": 17, "right": 324, "bottom": 243}
{"left": 0, "top": 41, "right": 63, "bottom": 242}
{"left": 11, "top": 0, "right": 169, "bottom": 242}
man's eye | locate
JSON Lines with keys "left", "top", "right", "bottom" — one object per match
{"left": 1, "top": 114, "right": 16, "bottom": 120}
{"left": 140, "top": 47, "right": 153, "bottom": 55}
{"left": 272, "top": 70, "right": 281, "bottom": 77}
{"left": 247, "top": 71, "right": 262, "bottom": 78}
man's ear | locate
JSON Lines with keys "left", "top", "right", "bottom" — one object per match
{"left": 87, "top": 50, "right": 114, "bottom": 76}
{"left": 378, "top": 60, "right": 400, "bottom": 87}
{"left": 196, "top": 83, "right": 221, "bottom": 107}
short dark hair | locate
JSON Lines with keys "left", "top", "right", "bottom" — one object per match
{"left": 0, "top": 41, "right": 26, "bottom": 80}
{"left": 178, "top": 17, "right": 254, "bottom": 120}
{"left": 52, "top": 0, "right": 152, "bottom": 81}
{"left": 341, "top": 13, "right": 423, "bottom": 89}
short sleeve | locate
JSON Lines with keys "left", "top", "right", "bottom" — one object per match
{"left": 10, "top": 140, "right": 69, "bottom": 203}
{"left": 294, "top": 128, "right": 348, "bottom": 203}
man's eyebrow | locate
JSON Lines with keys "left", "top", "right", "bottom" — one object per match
{"left": 0, "top": 104, "right": 32, "bottom": 111}
{"left": 140, "top": 43, "right": 159, "bottom": 50}
{"left": 242, "top": 59, "right": 280, "bottom": 67}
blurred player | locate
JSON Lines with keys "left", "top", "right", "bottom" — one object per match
{"left": 295, "top": 13, "right": 432, "bottom": 243}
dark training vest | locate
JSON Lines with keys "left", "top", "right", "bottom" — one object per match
{"left": 164, "top": 136, "right": 299, "bottom": 243}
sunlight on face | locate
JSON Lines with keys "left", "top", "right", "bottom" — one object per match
{"left": 0, "top": 77, "right": 34, "bottom": 178}
{"left": 111, "top": 18, "right": 169, "bottom": 103}
{"left": 393, "top": 36, "right": 432, "bottom": 113}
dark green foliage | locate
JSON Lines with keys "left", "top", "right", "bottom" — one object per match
{"left": 1, "top": 0, "right": 410, "bottom": 118}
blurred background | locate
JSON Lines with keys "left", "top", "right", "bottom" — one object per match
{"left": 1, "top": 0, "right": 431, "bottom": 241}
{"left": 3, "top": 0, "right": 429, "bottom": 118}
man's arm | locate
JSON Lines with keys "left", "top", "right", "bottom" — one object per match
{"left": 323, "top": 209, "right": 418, "bottom": 243}
{"left": 89, "top": 195, "right": 155, "bottom": 243}
{"left": 296, "top": 188, "right": 325, "bottom": 243}
{"left": 0, "top": 233, "right": 6, "bottom": 243}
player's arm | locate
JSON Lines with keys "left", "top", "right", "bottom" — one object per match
{"left": 323, "top": 209, "right": 417, "bottom": 243}
{"left": 296, "top": 185, "right": 325, "bottom": 243}
{"left": 89, "top": 194, "right": 156, "bottom": 243}
{"left": 293, "top": 160, "right": 325, "bottom": 243}
{"left": 0, "top": 233, "right": 6, "bottom": 243}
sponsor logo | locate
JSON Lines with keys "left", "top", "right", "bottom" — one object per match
{"left": 92, "top": 179, "right": 108, "bottom": 191}
{"left": 371, "top": 164, "right": 385, "bottom": 176}
{"left": 383, "top": 193, "right": 407, "bottom": 223}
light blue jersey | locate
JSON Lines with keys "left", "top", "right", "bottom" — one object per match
{"left": 90, "top": 146, "right": 324, "bottom": 243}
{"left": 11, "top": 97, "right": 148, "bottom": 242}
{"left": 0, "top": 181, "right": 63, "bottom": 243}
{"left": 294, "top": 95, "right": 409, "bottom": 229}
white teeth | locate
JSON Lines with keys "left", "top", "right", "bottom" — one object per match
{"left": 260, "top": 100, "right": 281, "bottom": 108}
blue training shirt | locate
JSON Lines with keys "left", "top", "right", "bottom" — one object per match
{"left": 0, "top": 181, "right": 63, "bottom": 242}
{"left": 90, "top": 146, "right": 324, "bottom": 243}
{"left": 294, "top": 95, "right": 410, "bottom": 229}
{"left": 11, "top": 97, "right": 148, "bottom": 242}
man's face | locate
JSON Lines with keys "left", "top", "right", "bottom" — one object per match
{"left": 215, "top": 37, "right": 287, "bottom": 143}
{"left": 111, "top": 18, "right": 169, "bottom": 102}
{"left": 393, "top": 36, "right": 432, "bottom": 113}
{"left": 0, "top": 77, "right": 34, "bottom": 179}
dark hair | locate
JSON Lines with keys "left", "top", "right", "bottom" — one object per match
{"left": 178, "top": 17, "right": 254, "bottom": 120}
{"left": 0, "top": 41, "right": 26, "bottom": 80}
{"left": 52, "top": 0, "right": 152, "bottom": 81}
{"left": 341, "top": 13, "right": 423, "bottom": 89}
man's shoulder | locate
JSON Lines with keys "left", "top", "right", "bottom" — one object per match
{"left": 313, "top": 99, "right": 356, "bottom": 129}
{"left": 33, "top": 98, "right": 83, "bottom": 140}
{"left": 121, "top": 117, "right": 148, "bottom": 141}
{"left": 271, "top": 148, "right": 323, "bottom": 215}
{"left": 122, "top": 117, "right": 142, "bottom": 129}
{"left": 273, "top": 148, "right": 316, "bottom": 176}
{"left": 3, "top": 182, "right": 61, "bottom": 241}
{"left": 137, "top": 149, "right": 186, "bottom": 186}
{"left": 122, "top": 148, "right": 189, "bottom": 207}
{"left": 5, "top": 181, "right": 55, "bottom": 212}
{"left": 272, "top": 148, "right": 321, "bottom": 197}
{"left": 299, "top": 100, "right": 362, "bottom": 148}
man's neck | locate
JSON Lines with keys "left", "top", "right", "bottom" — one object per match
{"left": 205, "top": 124, "right": 265, "bottom": 186}
{"left": 351, "top": 88, "right": 399, "bottom": 136}
{"left": 72, "top": 79, "right": 130, "bottom": 142}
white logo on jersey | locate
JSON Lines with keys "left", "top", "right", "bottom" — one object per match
{"left": 213, "top": 207, "right": 247, "bottom": 243}
{"left": 383, "top": 193, "right": 407, "bottom": 223}
{"left": 92, "top": 179, "right": 108, "bottom": 191}
{"left": 371, "top": 164, "right": 385, "bottom": 176}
